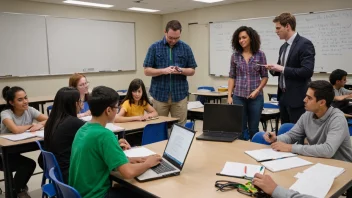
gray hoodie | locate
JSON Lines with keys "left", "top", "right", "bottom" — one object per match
{"left": 277, "top": 106, "right": 352, "bottom": 162}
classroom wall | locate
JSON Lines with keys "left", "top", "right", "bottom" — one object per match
{"left": 162, "top": 0, "right": 352, "bottom": 101}
{"left": 0, "top": 0, "right": 162, "bottom": 97}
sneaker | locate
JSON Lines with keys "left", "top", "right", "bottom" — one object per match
{"left": 17, "top": 190, "right": 31, "bottom": 198}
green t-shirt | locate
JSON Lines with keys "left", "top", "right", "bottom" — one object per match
{"left": 69, "top": 122, "right": 128, "bottom": 198}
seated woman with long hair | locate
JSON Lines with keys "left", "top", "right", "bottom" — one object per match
{"left": 44, "top": 87, "right": 131, "bottom": 183}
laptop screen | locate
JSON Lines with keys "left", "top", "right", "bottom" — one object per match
{"left": 163, "top": 124, "right": 195, "bottom": 169}
{"left": 203, "top": 104, "right": 243, "bottom": 133}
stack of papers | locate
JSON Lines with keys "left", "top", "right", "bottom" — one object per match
{"left": 289, "top": 163, "right": 344, "bottom": 198}
{"left": 218, "top": 162, "right": 265, "bottom": 179}
{"left": 1, "top": 130, "right": 44, "bottom": 141}
{"left": 261, "top": 157, "right": 312, "bottom": 172}
{"left": 124, "top": 147, "right": 156, "bottom": 157}
{"left": 245, "top": 148, "right": 297, "bottom": 162}
{"left": 80, "top": 117, "right": 124, "bottom": 132}
{"left": 187, "top": 101, "right": 204, "bottom": 110}
{"left": 105, "top": 123, "right": 124, "bottom": 132}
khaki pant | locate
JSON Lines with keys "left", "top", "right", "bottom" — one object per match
{"left": 153, "top": 96, "right": 187, "bottom": 126}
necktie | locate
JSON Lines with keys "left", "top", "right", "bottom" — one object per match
{"left": 279, "top": 42, "right": 289, "bottom": 89}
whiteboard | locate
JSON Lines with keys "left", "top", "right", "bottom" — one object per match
{"left": 46, "top": 17, "right": 136, "bottom": 75}
{"left": 210, "top": 9, "right": 352, "bottom": 85}
{"left": 0, "top": 13, "right": 49, "bottom": 76}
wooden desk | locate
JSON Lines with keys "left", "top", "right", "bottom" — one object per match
{"left": 0, "top": 95, "right": 54, "bottom": 114}
{"left": 110, "top": 140, "right": 352, "bottom": 198}
{"left": 117, "top": 116, "right": 179, "bottom": 134}
{"left": 0, "top": 136, "right": 43, "bottom": 198}
{"left": 190, "top": 92, "right": 228, "bottom": 103}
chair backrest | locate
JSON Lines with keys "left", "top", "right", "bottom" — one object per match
{"left": 142, "top": 122, "right": 168, "bottom": 145}
{"left": 36, "top": 140, "right": 64, "bottom": 183}
{"left": 278, "top": 123, "right": 295, "bottom": 136}
{"left": 251, "top": 131, "right": 270, "bottom": 145}
{"left": 47, "top": 105, "right": 53, "bottom": 116}
{"left": 263, "top": 103, "right": 279, "bottom": 109}
{"left": 49, "top": 168, "right": 81, "bottom": 198}
{"left": 267, "top": 93, "right": 278, "bottom": 101}
{"left": 185, "top": 121, "right": 195, "bottom": 130}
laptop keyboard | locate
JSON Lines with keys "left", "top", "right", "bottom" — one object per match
{"left": 151, "top": 159, "right": 176, "bottom": 174}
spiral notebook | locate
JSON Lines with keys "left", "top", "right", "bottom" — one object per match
{"left": 217, "top": 162, "right": 265, "bottom": 180}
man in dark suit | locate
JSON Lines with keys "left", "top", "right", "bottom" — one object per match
{"left": 266, "top": 13, "right": 315, "bottom": 124}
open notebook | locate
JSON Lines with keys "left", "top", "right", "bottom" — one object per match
{"left": 261, "top": 157, "right": 312, "bottom": 172}
{"left": 217, "top": 162, "right": 265, "bottom": 180}
{"left": 80, "top": 116, "right": 124, "bottom": 132}
{"left": 124, "top": 147, "right": 156, "bottom": 158}
{"left": 0, "top": 130, "right": 44, "bottom": 141}
{"left": 245, "top": 148, "right": 297, "bottom": 162}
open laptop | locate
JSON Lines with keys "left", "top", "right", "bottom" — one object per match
{"left": 196, "top": 103, "right": 243, "bottom": 142}
{"left": 136, "top": 124, "right": 195, "bottom": 182}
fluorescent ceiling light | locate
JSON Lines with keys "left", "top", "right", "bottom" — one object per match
{"left": 128, "top": 7, "right": 160, "bottom": 13}
{"left": 63, "top": 0, "right": 114, "bottom": 8}
{"left": 193, "top": 0, "right": 224, "bottom": 3}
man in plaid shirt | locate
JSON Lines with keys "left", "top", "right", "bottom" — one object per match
{"left": 143, "top": 20, "right": 197, "bottom": 125}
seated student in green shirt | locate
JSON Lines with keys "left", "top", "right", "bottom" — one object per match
{"left": 69, "top": 86, "right": 162, "bottom": 198}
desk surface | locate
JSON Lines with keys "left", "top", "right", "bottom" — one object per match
{"left": 0, "top": 136, "right": 42, "bottom": 147}
{"left": 0, "top": 95, "right": 54, "bottom": 105}
{"left": 111, "top": 140, "right": 352, "bottom": 198}
{"left": 188, "top": 107, "right": 280, "bottom": 114}
{"left": 190, "top": 92, "right": 228, "bottom": 96}
{"left": 117, "top": 116, "right": 179, "bottom": 132}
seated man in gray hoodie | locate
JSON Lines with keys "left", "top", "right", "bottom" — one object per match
{"left": 264, "top": 80, "right": 352, "bottom": 162}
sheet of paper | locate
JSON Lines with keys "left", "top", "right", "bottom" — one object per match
{"left": 220, "top": 162, "right": 265, "bottom": 178}
{"left": 295, "top": 163, "right": 345, "bottom": 179}
{"left": 80, "top": 116, "right": 92, "bottom": 122}
{"left": 32, "top": 130, "right": 44, "bottom": 138}
{"left": 0, "top": 133, "right": 35, "bottom": 141}
{"left": 124, "top": 147, "right": 156, "bottom": 158}
{"left": 290, "top": 172, "right": 334, "bottom": 198}
{"left": 105, "top": 123, "right": 124, "bottom": 132}
{"left": 245, "top": 148, "right": 296, "bottom": 161}
{"left": 187, "top": 101, "right": 204, "bottom": 110}
{"left": 261, "top": 157, "right": 312, "bottom": 172}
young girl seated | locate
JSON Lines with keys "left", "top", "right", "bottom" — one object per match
{"left": 69, "top": 73, "right": 91, "bottom": 118}
{"left": 1, "top": 86, "right": 48, "bottom": 198}
{"left": 44, "top": 87, "right": 131, "bottom": 183}
{"left": 115, "top": 79, "right": 158, "bottom": 123}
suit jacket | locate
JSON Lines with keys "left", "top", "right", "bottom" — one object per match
{"left": 270, "top": 34, "right": 315, "bottom": 108}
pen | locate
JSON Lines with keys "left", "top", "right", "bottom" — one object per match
{"left": 244, "top": 166, "right": 247, "bottom": 174}
{"left": 268, "top": 132, "right": 272, "bottom": 138}
{"left": 260, "top": 166, "right": 264, "bottom": 172}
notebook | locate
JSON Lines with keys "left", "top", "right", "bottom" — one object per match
{"left": 217, "top": 162, "right": 265, "bottom": 179}
{"left": 80, "top": 116, "right": 124, "bottom": 132}
{"left": 124, "top": 147, "right": 156, "bottom": 158}
{"left": 0, "top": 130, "right": 44, "bottom": 141}
{"left": 245, "top": 148, "right": 297, "bottom": 162}
{"left": 261, "top": 157, "right": 312, "bottom": 172}
{"left": 187, "top": 101, "right": 204, "bottom": 110}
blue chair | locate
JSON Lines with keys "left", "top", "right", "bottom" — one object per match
{"left": 35, "top": 141, "right": 63, "bottom": 198}
{"left": 197, "top": 86, "right": 215, "bottom": 104}
{"left": 251, "top": 131, "right": 270, "bottom": 145}
{"left": 278, "top": 123, "right": 294, "bottom": 136}
{"left": 49, "top": 167, "right": 81, "bottom": 198}
{"left": 141, "top": 122, "right": 168, "bottom": 145}
{"left": 347, "top": 119, "right": 352, "bottom": 136}
{"left": 47, "top": 105, "right": 53, "bottom": 116}
{"left": 263, "top": 103, "right": 279, "bottom": 109}
{"left": 185, "top": 121, "right": 195, "bottom": 130}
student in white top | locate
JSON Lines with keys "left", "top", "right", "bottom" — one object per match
{"left": 0, "top": 86, "right": 48, "bottom": 198}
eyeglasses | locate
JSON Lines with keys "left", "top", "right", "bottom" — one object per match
{"left": 214, "top": 180, "right": 270, "bottom": 197}
{"left": 77, "top": 82, "right": 89, "bottom": 88}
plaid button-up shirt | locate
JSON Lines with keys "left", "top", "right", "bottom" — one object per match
{"left": 229, "top": 50, "right": 268, "bottom": 98}
{"left": 144, "top": 37, "right": 197, "bottom": 102}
